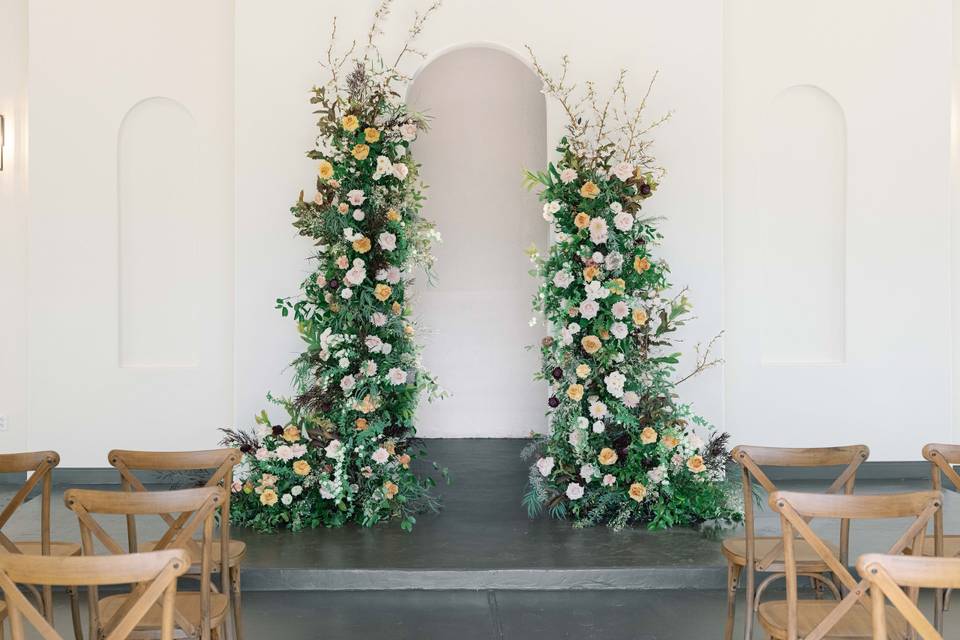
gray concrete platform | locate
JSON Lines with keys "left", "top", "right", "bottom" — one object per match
{"left": 2, "top": 439, "right": 956, "bottom": 591}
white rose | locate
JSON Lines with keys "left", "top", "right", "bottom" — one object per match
{"left": 399, "top": 123, "right": 418, "bottom": 142}
{"left": 611, "top": 161, "right": 634, "bottom": 181}
{"left": 392, "top": 163, "right": 409, "bottom": 181}
{"left": 387, "top": 367, "right": 407, "bottom": 385}
{"left": 565, "top": 482, "right": 585, "bottom": 500}
{"left": 378, "top": 232, "right": 397, "bottom": 251}
{"left": 536, "top": 456, "right": 555, "bottom": 477}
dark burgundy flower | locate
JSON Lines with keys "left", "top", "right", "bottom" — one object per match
{"left": 239, "top": 444, "right": 254, "bottom": 454}
{"left": 321, "top": 402, "right": 332, "bottom": 412}
{"left": 271, "top": 425, "right": 283, "bottom": 436}
{"left": 548, "top": 396, "right": 560, "bottom": 408}
{"left": 639, "top": 183, "right": 652, "bottom": 196}
{"left": 328, "top": 278, "right": 340, "bottom": 290}
{"left": 551, "top": 367, "right": 563, "bottom": 380}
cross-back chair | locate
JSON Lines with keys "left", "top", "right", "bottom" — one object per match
{"left": 0, "top": 451, "right": 82, "bottom": 639}
{"left": 107, "top": 449, "right": 244, "bottom": 640}
{"left": 726, "top": 445, "right": 869, "bottom": 640}
{"left": 920, "top": 443, "right": 960, "bottom": 630}
{"left": 858, "top": 553, "right": 960, "bottom": 640}
{"left": 64, "top": 486, "right": 229, "bottom": 640}
{"left": 0, "top": 549, "right": 189, "bottom": 640}
{"left": 762, "top": 489, "right": 942, "bottom": 639}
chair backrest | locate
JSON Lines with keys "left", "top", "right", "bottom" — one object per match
{"left": 64, "top": 486, "right": 225, "bottom": 638}
{"left": 922, "top": 443, "right": 960, "bottom": 558}
{"left": 771, "top": 490, "right": 942, "bottom": 640}
{"left": 0, "top": 549, "right": 189, "bottom": 640}
{"left": 858, "top": 553, "right": 960, "bottom": 640}
{"left": 732, "top": 444, "right": 869, "bottom": 571}
{"left": 0, "top": 451, "right": 60, "bottom": 555}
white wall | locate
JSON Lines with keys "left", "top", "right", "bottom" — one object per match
{"left": 1, "top": 0, "right": 957, "bottom": 462}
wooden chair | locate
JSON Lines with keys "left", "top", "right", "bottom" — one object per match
{"left": 726, "top": 445, "right": 869, "bottom": 640}
{"left": 761, "top": 489, "right": 941, "bottom": 639}
{"left": 920, "top": 443, "right": 960, "bottom": 629}
{"left": 858, "top": 553, "right": 960, "bottom": 640}
{"left": 0, "top": 451, "right": 82, "bottom": 639}
{"left": 107, "top": 449, "right": 244, "bottom": 640}
{"left": 65, "top": 486, "right": 230, "bottom": 640}
{"left": 0, "top": 549, "right": 190, "bottom": 640}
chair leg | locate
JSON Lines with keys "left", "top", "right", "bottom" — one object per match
{"left": 67, "top": 586, "right": 83, "bottom": 640}
{"left": 725, "top": 563, "right": 742, "bottom": 640}
{"left": 744, "top": 567, "right": 755, "bottom": 640}
{"left": 230, "top": 566, "right": 243, "bottom": 640}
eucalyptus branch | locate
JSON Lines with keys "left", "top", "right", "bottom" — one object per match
{"left": 675, "top": 332, "right": 724, "bottom": 386}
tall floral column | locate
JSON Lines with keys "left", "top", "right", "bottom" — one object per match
{"left": 522, "top": 52, "right": 740, "bottom": 530}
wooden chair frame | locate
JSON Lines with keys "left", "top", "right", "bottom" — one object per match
{"left": 921, "top": 443, "right": 960, "bottom": 630}
{"left": 0, "top": 451, "right": 82, "bottom": 639}
{"left": 858, "top": 554, "right": 960, "bottom": 640}
{"left": 0, "top": 549, "right": 189, "bottom": 640}
{"left": 769, "top": 490, "right": 941, "bottom": 640}
{"left": 107, "top": 449, "right": 243, "bottom": 640}
{"left": 65, "top": 486, "right": 227, "bottom": 640}
{"left": 729, "top": 445, "right": 869, "bottom": 640}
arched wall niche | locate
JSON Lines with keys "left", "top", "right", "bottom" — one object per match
{"left": 407, "top": 45, "right": 548, "bottom": 437}
{"left": 117, "top": 96, "right": 201, "bottom": 367}
{"left": 759, "top": 84, "right": 847, "bottom": 364}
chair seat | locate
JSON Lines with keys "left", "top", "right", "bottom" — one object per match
{"left": 758, "top": 600, "right": 909, "bottom": 639}
{"left": 722, "top": 536, "right": 839, "bottom": 571}
{"left": 98, "top": 592, "right": 229, "bottom": 630}
{"left": 139, "top": 539, "right": 246, "bottom": 568}
{"left": 921, "top": 534, "right": 960, "bottom": 557}
{"left": 10, "top": 541, "right": 82, "bottom": 557}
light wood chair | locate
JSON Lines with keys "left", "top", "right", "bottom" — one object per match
{"left": 858, "top": 553, "right": 960, "bottom": 640}
{"left": 0, "top": 451, "right": 82, "bottom": 639}
{"left": 920, "top": 443, "right": 960, "bottom": 630}
{"left": 761, "top": 489, "right": 941, "bottom": 639}
{"left": 107, "top": 449, "right": 245, "bottom": 640}
{"left": 0, "top": 549, "right": 190, "bottom": 640}
{"left": 65, "top": 486, "right": 229, "bottom": 640}
{"left": 726, "top": 445, "right": 869, "bottom": 640}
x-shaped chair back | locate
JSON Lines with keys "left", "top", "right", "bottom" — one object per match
{"left": 858, "top": 554, "right": 960, "bottom": 640}
{"left": 64, "top": 486, "right": 225, "bottom": 639}
{"left": 771, "top": 489, "right": 942, "bottom": 640}
{"left": 0, "top": 549, "right": 189, "bottom": 640}
{"left": 733, "top": 445, "right": 869, "bottom": 572}
{"left": 108, "top": 449, "right": 240, "bottom": 588}
{"left": 921, "top": 444, "right": 960, "bottom": 557}
{"left": 0, "top": 451, "right": 59, "bottom": 556}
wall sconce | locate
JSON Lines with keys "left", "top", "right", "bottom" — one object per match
{"left": 0, "top": 115, "right": 5, "bottom": 171}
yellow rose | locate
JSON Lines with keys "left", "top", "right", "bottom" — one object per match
{"left": 567, "top": 384, "right": 584, "bottom": 401}
{"left": 404, "top": 324, "right": 415, "bottom": 336}
{"left": 387, "top": 208, "right": 402, "bottom": 222}
{"left": 598, "top": 448, "right": 618, "bottom": 466}
{"left": 583, "top": 265, "right": 600, "bottom": 282}
{"left": 640, "top": 427, "right": 658, "bottom": 445}
{"left": 282, "top": 425, "right": 300, "bottom": 443}
{"left": 259, "top": 488, "right": 278, "bottom": 506}
{"left": 317, "top": 160, "right": 334, "bottom": 180}
{"left": 581, "top": 335, "right": 602, "bottom": 354}
{"left": 352, "top": 144, "right": 370, "bottom": 160}
{"left": 687, "top": 455, "right": 706, "bottom": 474}
{"left": 628, "top": 482, "right": 647, "bottom": 502}
{"left": 608, "top": 278, "right": 625, "bottom": 295}
{"left": 662, "top": 434, "right": 680, "bottom": 450}
{"left": 634, "top": 256, "right": 651, "bottom": 273}
{"left": 574, "top": 212, "right": 590, "bottom": 229}
{"left": 352, "top": 236, "right": 371, "bottom": 253}
{"left": 632, "top": 308, "right": 648, "bottom": 326}
{"left": 383, "top": 481, "right": 399, "bottom": 500}
{"left": 292, "top": 460, "right": 311, "bottom": 476}
{"left": 576, "top": 364, "right": 591, "bottom": 378}
{"left": 355, "top": 418, "right": 368, "bottom": 431}
{"left": 342, "top": 114, "right": 359, "bottom": 132}
{"left": 391, "top": 301, "right": 402, "bottom": 315}
{"left": 374, "top": 284, "right": 393, "bottom": 302}
{"left": 364, "top": 127, "right": 380, "bottom": 143}
{"left": 580, "top": 181, "right": 600, "bottom": 199}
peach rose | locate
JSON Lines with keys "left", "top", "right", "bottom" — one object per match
{"left": 355, "top": 418, "right": 369, "bottom": 431}
{"left": 352, "top": 236, "right": 371, "bottom": 253}
{"left": 633, "top": 308, "right": 648, "bottom": 326}
{"left": 282, "top": 425, "right": 301, "bottom": 442}
{"left": 687, "top": 455, "right": 706, "bottom": 474}
{"left": 628, "top": 482, "right": 647, "bottom": 502}
{"left": 580, "top": 181, "right": 600, "bottom": 199}
{"left": 662, "top": 434, "right": 680, "bottom": 450}
{"left": 317, "top": 160, "right": 334, "bottom": 180}
{"left": 352, "top": 144, "right": 370, "bottom": 160}
{"left": 338, "top": 202, "right": 350, "bottom": 214}
{"left": 383, "top": 481, "right": 399, "bottom": 500}
{"left": 391, "top": 301, "right": 402, "bottom": 314}
{"left": 292, "top": 460, "right": 311, "bottom": 476}
{"left": 364, "top": 127, "right": 380, "bottom": 143}
{"left": 567, "top": 384, "right": 584, "bottom": 401}
{"left": 598, "top": 448, "right": 618, "bottom": 466}
{"left": 398, "top": 453, "right": 411, "bottom": 469}
{"left": 259, "top": 488, "right": 278, "bottom": 506}
{"left": 387, "top": 208, "right": 402, "bottom": 222}
{"left": 342, "top": 114, "right": 360, "bottom": 132}
{"left": 634, "top": 256, "right": 651, "bottom": 273}
{"left": 574, "top": 212, "right": 590, "bottom": 229}
{"left": 374, "top": 284, "right": 393, "bottom": 302}
{"left": 583, "top": 265, "right": 600, "bottom": 282}
{"left": 576, "top": 364, "right": 591, "bottom": 378}
{"left": 640, "top": 427, "right": 658, "bottom": 445}
{"left": 581, "top": 335, "right": 602, "bottom": 354}
{"left": 356, "top": 394, "right": 376, "bottom": 414}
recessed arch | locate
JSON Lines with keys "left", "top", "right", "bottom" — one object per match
{"left": 407, "top": 45, "right": 548, "bottom": 437}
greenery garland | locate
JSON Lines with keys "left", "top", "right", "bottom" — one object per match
{"left": 521, "top": 51, "right": 742, "bottom": 530}
{"left": 223, "top": 1, "right": 444, "bottom": 532}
